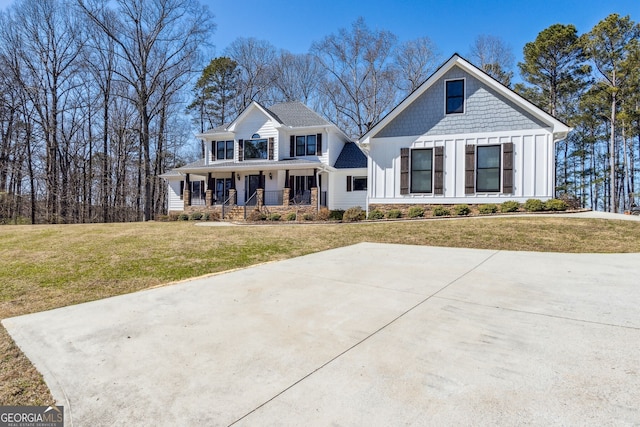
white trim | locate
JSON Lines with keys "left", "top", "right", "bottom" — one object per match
{"left": 444, "top": 77, "right": 466, "bottom": 116}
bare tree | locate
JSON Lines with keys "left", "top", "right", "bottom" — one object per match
{"left": 469, "top": 34, "right": 514, "bottom": 87}
{"left": 312, "top": 17, "right": 398, "bottom": 138}
{"left": 225, "top": 37, "right": 277, "bottom": 109}
{"left": 271, "top": 51, "right": 324, "bottom": 104}
{"left": 77, "top": 0, "right": 214, "bottom": 220}
{"left": 394, "top": 36, "right": 440, "bottom": 93}
{"left": 1, "top": 0, "right": 85, "bottom": 223}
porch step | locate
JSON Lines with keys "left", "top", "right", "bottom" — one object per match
{"left": 223, "top": 206, "right": 246, "bottom": 221}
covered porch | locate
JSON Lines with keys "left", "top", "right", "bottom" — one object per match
{"left": 176, "top": 160, "right": 329, "bottom": 216}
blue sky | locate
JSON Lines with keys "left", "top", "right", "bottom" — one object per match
{"left": 0, "top": 0, "right": 637, "bottom": 70}
{"left": 205, "top": 0, "right": 639, "bottom": 67}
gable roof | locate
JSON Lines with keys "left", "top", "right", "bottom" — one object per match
{"left": 334, "top": 142, "right": 367, "bottom": 169}
{"left": 265, "top": 102, "right": 331, "bottom": 127}
{"left": 359, "top": 53, "right": 571, "bottom": 144}
{"left": 196, "top": 101, "right": 333, "bottom": 139}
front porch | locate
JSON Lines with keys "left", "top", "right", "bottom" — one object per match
{"left": 180, "top": 169, "right": 328, "bottom": 220}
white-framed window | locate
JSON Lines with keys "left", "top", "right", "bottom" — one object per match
{"left": 410, "top": 148, "right": 433, "bottom": 193}
{"left": 476, "top": 145, "right": 501, "bottom": 192}
{"left": 445, "top": 78, "right": 465, "bottom": 114}
{"left": 347, "top": 175, "right": 367, "bottom": 192}
{"left": 295, "top": 135, "right": 318, "bottom": 156}
{"left": 215, "top": 140, "right": 234, "bottom": 160}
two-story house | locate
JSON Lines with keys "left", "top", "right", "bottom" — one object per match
{"left": 162, "top": 101, "right": 367, "bottom": 218}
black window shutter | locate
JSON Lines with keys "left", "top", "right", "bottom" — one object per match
{"left": 346, "top": 175, "right": 352, "bottom": 192}
{"left": 290, "top": 135, "right": 295, "bottom": 157}
{"left": 434, "top": 146, "right": 444, "bottom": 195}
{"left": 465, "top": 145, "right": 475, "bottom": 194}
{"left": 179, "top": 181, "right": 184, "bottom": 199}
{"left": 316, "top": 133, "right": 322, "bottom": 155}
{"left": 268, "top": 137, "right": 274, "bottom": 160}
{"left": 503, "top": 142, "right": 514, "bottom": 194}
{"left": 211, "top": 141, "right": 216, "bottom": 161}
{"left": 400, "top": 148, "right": 409, "bottom": 195}
{"left": 238, "top": 139, "right": 244, "bottom": 162}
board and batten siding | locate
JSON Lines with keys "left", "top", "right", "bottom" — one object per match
{"left": 368, "top": 129, "right": 555, "bottom": 205}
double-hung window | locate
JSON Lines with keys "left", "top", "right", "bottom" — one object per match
{"left": 411, "top": 149, "right": 433, "bottom": 193}
{"left": 476, "top": 145, "right": 501, "bottom": 192}
{"left": 445, "top": 79, "right": 464, "bottom": 114}
{"left": 295, "top": 135, "right": 317, "bottom": 156}
{"left": 215, "top": 140, "right": 234, "bottom": 160}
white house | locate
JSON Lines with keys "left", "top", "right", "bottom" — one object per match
{"left": 162, "top": 101, "right": 367, "bottom": 218}
{"left": 359, "top": 54, "right": 571, "bottom": 211}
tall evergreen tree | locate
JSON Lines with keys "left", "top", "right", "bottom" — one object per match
{"left": 582, "top": 13, "right": 640, "bottom": 212}
{"left": 188, "top": 57, "right": 239, "bottom": 133}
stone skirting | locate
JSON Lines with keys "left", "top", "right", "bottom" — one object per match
{"left": 368, "top": 203, "right": 490, "bottom": 217}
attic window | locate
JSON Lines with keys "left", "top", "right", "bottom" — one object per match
{"left": 445, "top": 79, "right": 464, "bottom": 114}
{"left": 251, "top": 133, "right": 261, "bottom": 139}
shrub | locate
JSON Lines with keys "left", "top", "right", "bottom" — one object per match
{"left": 432, "top": 206, "right": 451, "bottom": 217}
{"left": 317, "top": 207, "right": 330, "bottom": 221}
{"left": 557, "top": 193, "right": 581, "bottom": 210}
{"left": 285, "top": 212, "right": 297, "bottom": 221}
{"left": 247, "top": 209, "right": 267, "bottom": 221}
{"left": 178, "top": 213, "right": 189, "bottom": 221}
{"left": 478, "top": 204, "right": 498, "bottom": 214}
{"left": 328, "top": 209, "right": 344, "bottom": 221}
{"left": 343, "top": 206, "right": 365, "bottom": 222}
{"left": 501, "top": 200, "right": 520, "bottom": 213}
{"left": 190, "top": 212, "right": 203, "bottom": 221}
{"left": 545, "top": 198, "right": 568, "bottom": 211}
{"left": 453, "top": 204, "right": 471, "bottom": 216}
{"left": 367, "top": 209, "right": 384, "bottom": 220}
{"left": 303, "top": 213, "right": 315, "bottom": 221}
{"left": 407, "top": 206, "right": 425, "bottom": 218}
{"left": 202, "top": 213, "right": 211, "bottom": 221}
{"left": 268, "top": 213, "right": 281, "bottom": 221}
{"left": 524, "top": 198, "right": 545, "bottom": 212}
{"left": 168, "top": 212, "right": 181, "bottom": 221}
{"left": 386, "top": 209, "right": 402, "bottom": 219}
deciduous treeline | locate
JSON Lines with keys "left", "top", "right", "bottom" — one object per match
{"left": 0, "top": 0, "right": 212, "bottom": 224}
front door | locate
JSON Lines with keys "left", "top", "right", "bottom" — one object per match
{"left": 245, "top": 175, "right": 260, "bottom": 205}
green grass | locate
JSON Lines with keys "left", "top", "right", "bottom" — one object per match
{"left": 1, "top": 216, "right": 640, "bottom": 405}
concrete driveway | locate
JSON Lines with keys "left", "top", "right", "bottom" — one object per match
{"left": 4, "top": 243, "right": 640, "bottom": 426}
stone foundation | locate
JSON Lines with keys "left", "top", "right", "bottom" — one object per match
{"left": 368, "top": 203, "right": 494, "bottom": 218}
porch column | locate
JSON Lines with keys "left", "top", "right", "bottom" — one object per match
{"left": 256, "top": 188, "right": 264, "bottom": 208}
{"left": 310, "top": 187, "right": 318, "bottom": 212}
{"left": 183, "top": 173, "right": 191, "bottom": 210}
{"left": 284, "top": 170, "right": 290, "bottom": 187}
{"left": 228, "top": 188, "right": 237, "bottom": 205}
{"left": 283, "top": 188, "right": 290, "bottom": 206}
{"left": 231, "top": 172, "right": 236, "bottom": 189}
{"left": 206, "top": 173, "right": 214, "bottom": 207}
{"left": 312, "top": 168, "right": 317, "bottom": 187}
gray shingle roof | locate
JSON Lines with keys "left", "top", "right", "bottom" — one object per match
{"left": 265, "top": 102, "right": 330, "bottom": 127}
{"left": 334, "top": 142, "right": 367, "bottom": 169}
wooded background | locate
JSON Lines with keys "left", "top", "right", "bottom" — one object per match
{"left": 0, "top": 0, "right": 638, "bottom": 224}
